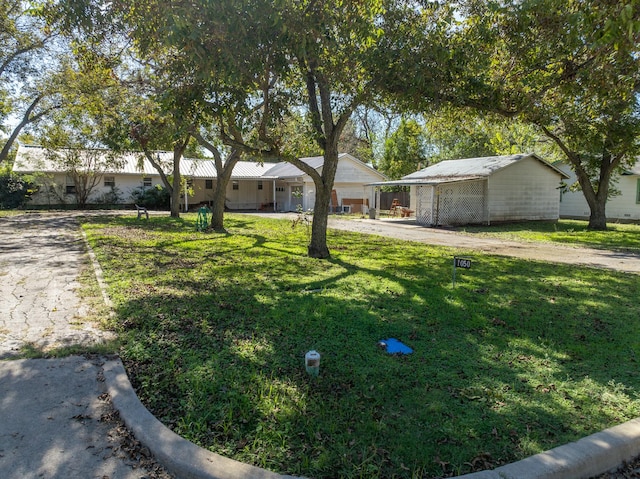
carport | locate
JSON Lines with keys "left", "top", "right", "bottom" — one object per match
{"left": 367, "top": 176, "right": 487, "bottom": 227}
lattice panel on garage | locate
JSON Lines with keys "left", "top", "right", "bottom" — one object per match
{"left": 436, "top": 180, "right": 486, "bottom": 226}
{"left": 415, "top": 185, "right": 433, "bottom": 225}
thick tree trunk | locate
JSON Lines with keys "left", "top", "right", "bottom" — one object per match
{"left": 587, "top": 200, "right": 608, "bottom": 230}
{"left": 209, "top": 182, "right": 227, "bottom": 231}
{"left": 540, "top": 128, "right": 620, "bottom": 232}
{"left": 170, "top": 174, "right": 181, "bottom": 217}
{"left": 209, "top": 152, "right": 239, "bottom": 231}
{"left": 572, "top": 160, "right": 611, "bottom": 231}
{"left": 308, "top": 185, "right": 331, "bottom": 258}
{"left": 308, "top": 146, "right": 340, "bottom": 259}
{"left": 299, "top": 63, "right": 354, "bottom": 258}
{"left": 170, "top": 147, "right": 182, "bottom": 218}
{"left": 210, "top": 172, "right": 232, "bottom": 231}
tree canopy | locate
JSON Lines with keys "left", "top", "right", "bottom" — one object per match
{"left": 423, "top": 108, "right": 564, "bottom": 164}
{"left": 457, "top": 0, "right": 640, "bottom": 229}
{"left": 16, "top": 0, "right": 640, "bottom": 236}
{"left": 0, "top": 0, "right": 64, "bottom": 162}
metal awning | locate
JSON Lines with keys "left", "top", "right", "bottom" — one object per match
{"left": 366, "top": 175, "right": 485, "bottom": 187}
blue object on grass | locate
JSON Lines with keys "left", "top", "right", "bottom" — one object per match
{"left": 379, "top": 338, "right": 413, "bottom": 354}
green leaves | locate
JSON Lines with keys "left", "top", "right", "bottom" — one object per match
{"left": 380, "top": 117, "right": 428, "bottom": 179}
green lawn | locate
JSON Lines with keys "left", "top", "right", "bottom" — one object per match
{"left": 0, "top": 210, "right": 22, "bottom": 218}
{"left": 458, "top": 219, "right": 640, "bottom": 252}
{"left": 83, "top": 214, "right": 640, "bottom": 478}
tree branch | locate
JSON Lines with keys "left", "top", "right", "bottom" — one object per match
{"left": 0, "top": 95, "right": 61, "bottom": 162}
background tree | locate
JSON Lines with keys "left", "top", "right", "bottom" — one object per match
{"left": 85, "top": 0, "right": 286, "bottom": 227}
{"left": 455, "top": 0, "right": 640, "bottom": 229}
{"left": 423, "top": 108, "right": 563, "bottom": 164}
{"left": 38, "top": 113, "right": 122, "bottom": 208}
{"left": 378, "top": 117, "right": 429, "bottom": 179}
{"left": 0, "top": 162, "right": 33, "bottom": 208}
{"left": 337, "top": 118, "right": 375, "bottom": 165}
{"left": 127, "top": 93, "right": 195, "bottom": 219}
{"left": 41, "top": 146, "right": 120, "bottom": 208}
{"left": 30, "top": 37, "right": 127, "bottom": 208}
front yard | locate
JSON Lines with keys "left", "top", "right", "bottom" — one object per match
{"left": 83, "top": 214, "right": 640, "bottom": 478}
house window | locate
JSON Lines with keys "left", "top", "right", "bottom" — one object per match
{"left": 232, "top": 181, "right": 239, "bottom": 190}
{"left": 104, "top": 176, "right": 116, "bottom": 187}
{"left": 205, "top": 179, "right": 213, "bottom": 189}
{"left": 143, "top": 177, "right": 152, "bottom": 188}
{"left": 65, "top": 176, "right": 76, "bottom": 195}
{"left": 257, "top": 181, "right": 263, "bottom": 190}
{"left": 275, "top": 186, "right": 285, "bottom": 192}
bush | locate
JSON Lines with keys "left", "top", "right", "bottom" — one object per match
{"left": 0, "top": 166, "right": 34, "bottom": 209}
{"left": 130, "top": 184, "right": 170, "bottom": 209}
{"left": 97, "top": 186, "right": 124, "bottom": 205}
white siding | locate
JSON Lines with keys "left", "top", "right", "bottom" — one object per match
{"left": 303, "top": 181, "right": 315, "bottom": 211}
{"left": 605, "top": 176, "right": 640, "bottom": 220}
{"left": 224, "top": 179, "right": 274, "bottom": 210}
{"left": 335, "top": 158, "right": 382, "bottom": 183}
{"left": 189, "top": 179, "right": 216, "bottom": 205}
{"left": 488, "top": 158, "right": 561, "bottom": 221}
{"left": 559, "top": 165, "right": 640, "bottom": 221}
{"left": 324, "top": 157, "right": 383, "bottom": 212}
{"left": 27, "top": 173, "right": 161, "bottom": 206}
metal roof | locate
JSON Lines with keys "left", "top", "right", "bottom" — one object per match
{"left": 367, "top": 176, "right": 485, "bottom": 187}
{"left": 13, "top": 145, "right": 276, "bottom": 179}
{"left": 181, "top": 158, "right": 276, "bottom": 178}
{"left": 13, "top": 146, "right": 386, "bottom": 182}
{"left": 263, "top": 155, "right": 325, "bottom": 178}
{"left": 262, "top": 153, "right": 386, "bottom": 181}
{"left": 367, "top": 153, "right": 568, "bottom": 188}
{"left": 402, "top": 153, "right": 568, "bottom": 180}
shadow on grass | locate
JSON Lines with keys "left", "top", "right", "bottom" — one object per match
{"left": 92, "top": 214, "right": 640, "bottom": 479}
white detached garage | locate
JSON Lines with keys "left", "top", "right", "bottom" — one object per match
{"left": 380, "top": 154, "right": 568, "bottom": 227}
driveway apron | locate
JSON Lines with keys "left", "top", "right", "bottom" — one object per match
{"left": 0, "top": 213, "right": 168, "bottom": 479}
{"left": 0, "top": 213, "right": 113, "bottom": 357}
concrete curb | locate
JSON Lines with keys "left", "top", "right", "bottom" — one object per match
{"left": 457, "top": 418, "right": 640, "bottom": 479}
{"left": 103, "top": 359, "right": 302, "bottom": 479}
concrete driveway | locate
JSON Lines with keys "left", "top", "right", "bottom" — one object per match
{"left": 0, "top": 212, "right": 171, "bottom": 479}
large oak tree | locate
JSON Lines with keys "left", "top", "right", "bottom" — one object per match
{"left": 457, "top": 1, "right": 640, "bottom": 229}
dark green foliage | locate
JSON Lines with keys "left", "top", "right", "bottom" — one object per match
{"left": 0, "top": 166, "right": 33, "bottom": 209}
{"left": 129, "top": 184, "right": 170, "bottom": 210}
